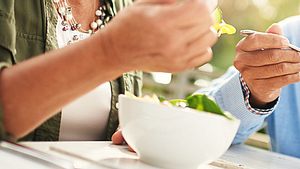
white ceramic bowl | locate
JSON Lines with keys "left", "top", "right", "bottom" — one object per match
{"left": 118, "top": 95, "right": 240, "bottom": 169}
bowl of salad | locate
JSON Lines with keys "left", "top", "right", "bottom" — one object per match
{"left": 118, "top": 94, "right": 240, "bottom": 169}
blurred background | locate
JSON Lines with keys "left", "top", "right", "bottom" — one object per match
{"left": 143, "top": 0, "right": 300, "bottom": 99}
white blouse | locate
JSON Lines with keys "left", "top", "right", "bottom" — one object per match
{"left": 56, "top": 17, "right": 112, "bottom": 141}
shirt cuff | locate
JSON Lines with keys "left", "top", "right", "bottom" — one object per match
{"left": 239, "top": 74, "right": 278, "bottom": 115}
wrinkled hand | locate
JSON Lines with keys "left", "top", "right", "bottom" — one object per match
{"left": 234, "top": 24, "right": 300, "bottom": 108}
{"left": 99, "top": 0, "right": 217, "bottom": 73}
{"left": 112, "top": 130, "right": 135, "bottom": 152}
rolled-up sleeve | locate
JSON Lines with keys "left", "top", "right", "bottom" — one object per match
{"left": 0, "top": 0, "right": 16, "bottom": 140}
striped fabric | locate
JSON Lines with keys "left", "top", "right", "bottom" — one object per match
{"left": 239, "top": 74, "right": 275, "bottom": 115}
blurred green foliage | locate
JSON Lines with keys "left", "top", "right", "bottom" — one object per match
{"left": 212, "top": 0, "right": 300, "bottom": 71}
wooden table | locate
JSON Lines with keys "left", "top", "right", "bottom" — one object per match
{"left": 1, "top": 141, "right": 300, "bottom": 169}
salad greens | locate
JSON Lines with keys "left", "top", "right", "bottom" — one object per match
{"left": 168, "top": 94, "right": 234, "bottom": 120}
{"left": 125, "top": 92, "right": 235, "bottom": 120}
{"left": 213, "top": 8, "right": 236, "bottom": 36}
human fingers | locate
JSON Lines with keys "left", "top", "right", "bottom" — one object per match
{"left": 180, "top": 24, "right": 217, "bottom": 44}
{"left": 236, "top": 33, "right": 290, "bottom": 52}
{"left": 112, "top": 130, "right": 125, "bottom": 145}
{"left": 185, "top": 28, "right": 218, "bottom": 48}
{"left": 234, "top": 49, "right": 300, "bottom": 67}
{"left": 251, "top": 72, "right": 300, "bottom": 90}
{"left": 240, "top": 63, "right": 300, "bottom": 80}
{"left": 180, "top": 30, "right": 217, "bottom": 69}
{"left": 186, "top": 48, "right": 213, "bottom": 69}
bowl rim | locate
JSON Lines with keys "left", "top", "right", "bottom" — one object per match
{"left": 118, "top": 94, "right": 240, "bottom": 123}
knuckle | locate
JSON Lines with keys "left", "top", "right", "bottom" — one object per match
{"left": 233, "top": 59, "right": 244, "bottom": 71}
{"left": 241, "top": 70, "right": 250, "bottom": 79}
{"left": 267, "top": 50, "right": 279, "bottom": 62}
{"left": 240, "top": 67, "right": 252, "bottom": 80}
{"left": 275, "top": 63, "right": 287, "bottom": 74}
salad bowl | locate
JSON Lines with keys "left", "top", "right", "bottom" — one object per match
{"left": 118, "top": 95, "right": 240, "bottom": 169}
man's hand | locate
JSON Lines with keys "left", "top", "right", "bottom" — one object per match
{"left": 99, "top": 0, "right": 218, "bottom": 73}
{"left": 234, "top": 24, "right": 300, "bottom": 108}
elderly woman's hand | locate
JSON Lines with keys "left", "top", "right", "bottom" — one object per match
{"left": 234, "top": 24, "right": 300, "bottom": 108}
{"left": 98, "top": 0, "right": 217, "bottom": 73}
{"left": 112, "top": 129, "right": 135, "bottom": 152}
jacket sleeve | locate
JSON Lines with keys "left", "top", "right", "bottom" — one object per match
{"left": 0, "top": 0, "right": 16, "bottom": 140}
{"left": 195, "top": 67, "right": 273, "bottom": 144}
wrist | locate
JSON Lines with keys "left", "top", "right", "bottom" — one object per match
{"left": 249, "top": 93, "right": 279, "bottom": 109}
{"left": 239, "top": 74, "right": 277, "bottom": 114}
{"left": 90, "top": 30, "right": 132, "bottom": 75}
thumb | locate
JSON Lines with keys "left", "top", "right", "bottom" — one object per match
{"left": 266, "top": 23, "right": 283, "bottom": 35}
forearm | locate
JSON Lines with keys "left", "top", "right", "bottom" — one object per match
{"left": 0, "top": 31, "right": 126, "bottom": 138}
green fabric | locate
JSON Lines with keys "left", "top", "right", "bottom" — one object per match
{"left": 106, "top": 71, "right": 142, "bottom": 140}
{"left": 0, "top": 0, "right": 16, "bottom": 141}
{"left": 0, "top": 0, "right": 142, "bottom": 141}
{"left": 20, "top": 0, "right": 61, "bottom": 141}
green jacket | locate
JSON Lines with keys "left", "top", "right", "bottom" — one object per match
{"left": 0, "top": 0, "right": 142, "bottom": 141}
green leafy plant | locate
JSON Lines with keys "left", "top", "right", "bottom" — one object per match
{"left": 213, "top": 8, "right": 236, "bottom": 36}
